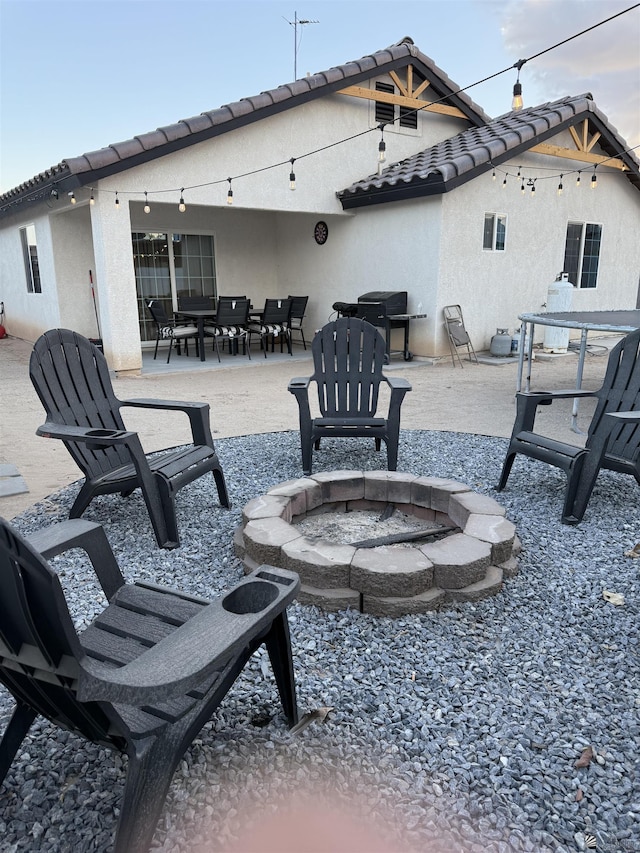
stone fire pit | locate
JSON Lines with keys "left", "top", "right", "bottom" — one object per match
{"left": 234, "top": 470, "right": 520, "bottom": 617}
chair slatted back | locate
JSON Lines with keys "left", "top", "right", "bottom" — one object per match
{"left": 0, "top": 519, "right": 115, "bottom": 745}
{"left": 177, "top": 296, "right": 214, "bottom": 311}
{"left": 261, "top": 298, "right": 292, "bottom": 326}
{"left": 288, "top": 295, "right": 308, "bottom": 322}
{"left": 216, "top": 298, "right": 250, "bottom": 326}
{"left": 147, "top": 300, "right": 172, "bottom": 327}
{"left": 29, "top": 329, "right": 132, "bottom": 479}
{"left": 312, "top": 318, "right": 386, "bottom": 418}
{"left": 588, "top": 329, "right": 640, "bottom": 460}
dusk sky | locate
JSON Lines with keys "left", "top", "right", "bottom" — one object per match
{"left": 1, "top": 0, "right": 638, "bottom": 192}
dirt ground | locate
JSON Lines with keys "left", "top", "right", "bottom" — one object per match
{"left": 0, "top": 333, "right": 617, "bottom": 521}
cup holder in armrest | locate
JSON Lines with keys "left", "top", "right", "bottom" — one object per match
{"left": 222, "top": 581, "right": 279, "bottom": 614}
{"left": 86, "top": 429, "right": 121, "bottom": 438}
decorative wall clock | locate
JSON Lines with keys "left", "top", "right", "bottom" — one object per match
{"left": 314, "top": 221, "right": 328, "bottom": 245}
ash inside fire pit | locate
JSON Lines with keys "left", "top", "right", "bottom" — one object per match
{"left": 235, "top": 471, "right": 520, "bottom": 617}
{"left": 295, "top": 506, "right": 454, "bottom": 548}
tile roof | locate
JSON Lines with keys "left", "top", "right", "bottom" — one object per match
{"left": 338, "top": 94, "right": 640, "bottom": 208}
{"left": 0, "top": 37, "right": 489, "bottom": 215}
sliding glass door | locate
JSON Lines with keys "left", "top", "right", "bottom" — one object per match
{"left": 133, "top": 232, "right": 217, "bottom": 343}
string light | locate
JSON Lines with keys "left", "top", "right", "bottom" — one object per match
{"left": 289, "top": 158, "right": 296, "bottom": 191}
{"left": 512, "top": 60, "right": 526, "bottom": 111}
{"left": 226, "top": 177, "right": 233, "bottom": 205}
{"left": 178, "top": 189, "right": 186, "bottom": 212}
{"left": 89, "top": 190, "right": 95, "bottom": 205}
{"left": 520, "top": 178, "right": 525, "bottom": 195}
{"left": 144, "top": 191, "right": 151, "bottom": 214}
{"left": 591, "top": 168, "right": 597, "bottom": 189}
{"left": 492, "top": 168, "right": 496, "bottom": 181}
{"left": 377, "top": 124, "right": 386, "bottom": 175}
{"left": 115, "top": 192, "right": 120, "bottom": 209}
{"left": 502, "top": 176, "right": 507, "bottom": 188}
{"left": 576, "top": 171, "right": 581, "bottom": 187}
{"left": 68, "top": 191, "right": 76, "bottom": 204}
{"left": 50, "top": 187, "right": 58, "bottom": 200}
{"left": 557, "top": 175, "right": 563, "bottom": 196}
{"left": 528, "top": 178, "right": 536, "bottom": 196}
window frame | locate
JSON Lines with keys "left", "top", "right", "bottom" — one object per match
{"left": 482, "top": 213, "right": 507, "bottom": 252}
{"left": 563, "top": 220, "right": 602, "bottom": 289}
{"left": 19, "top": 224, "right": 42, "bottom": 293}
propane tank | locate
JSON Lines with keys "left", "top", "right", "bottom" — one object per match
{"left": 490, "top": 328, "right": 512, "bottom": 357}
{"left": 543, "top": 273, "right": 573, "bottom": 352}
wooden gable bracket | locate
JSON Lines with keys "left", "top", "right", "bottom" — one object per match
{"left": 530, "top": 119, "right": 628, "bottom": 171}
{"left": 338, "top": 64, "right": 468, "bottom": 120}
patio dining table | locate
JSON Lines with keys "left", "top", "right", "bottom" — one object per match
{"left": 175, "top": 308, "right": 217, "bottom": 362}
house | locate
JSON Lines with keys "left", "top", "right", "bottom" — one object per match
{"left": 1, "top": 37, "right": 639, "bottom": 373}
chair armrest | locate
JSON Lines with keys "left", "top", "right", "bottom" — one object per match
{"left": 26, "top": 519, "right": 125, "bottom": 600}
{"left": 512, "top": 389, "right": 598, "bottom": 435}
{"left": 121, "top": 398, "right": 213, "bottom": 447}
{"left": 288, "top": 377, "right": 311, "bottom": 392}
{"left": 517, "top": 389, "right": 597, "bottom": 403}
{"left": 384, "top": 377, "right": 412, "bottom": 392}
{"left": 76, "top": 566, "right": 300, "bottom": 705}
{"left": 36, "top": 421, "right": 137, "bottom": 447}
{"left": 605, "top": 411, "right": 640, "bottom": 424}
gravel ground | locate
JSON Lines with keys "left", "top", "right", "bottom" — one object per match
{"left": 2, "top": 429, "right": 639, "bottom": 853}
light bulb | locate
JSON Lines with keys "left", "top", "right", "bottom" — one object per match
{"left": 521, "top": 181, "right": 525, "bottom": 195}
{"left": 68, "top": 191, "right": 76, "bottom": 204}
{"left": 144, "top": 192, "right": 150, "bottom": 214}
{"left": 378, "top": 138, "right": 386, "bottom": 163}
{"left": 591, "top": 172, "right": 597, "bottom": 189}
{"left": 178, "top": 189, "right": 186, "bottom": 212}
{"left": 89, "top": 192, "right": 95, "bottom": 206}
{"left": 557, "top": 177, "right": 563, "bottom": 196}
{"left": 289, "top": 159, "right": 296, "bottom": 190}
{"left": 502, "top": 177, "right": 507, "bottom": 188}
{"left": 576, "top": 172, "right": 581, "bottom": 187}
{"left": 512, "top": 81, "right": 523, "bottom": 111}
{"left": 115, "top": 193, "right": 120, "bottom": 209}
{"left": 492, "top": 168, "right": 496, "bottom": 181}
{"left": 227, "top": 179, "right": 233, "bottom": 205}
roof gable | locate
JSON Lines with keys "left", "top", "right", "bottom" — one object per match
{"left": 338, "top": 93, "right": 640, "bottom": 208}
{"left": 0, "top": 37, "right": 489, "bottom": 216}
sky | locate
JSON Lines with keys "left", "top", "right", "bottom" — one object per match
{"left": 1, "top": 0, "right": 639, "bottom": 193}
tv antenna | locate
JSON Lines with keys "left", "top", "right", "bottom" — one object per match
{"left": 284, "top": 12, "right": 319, "bottom": 79}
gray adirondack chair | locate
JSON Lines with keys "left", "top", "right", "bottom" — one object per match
{"left": 497, "top": 328, "right": 640, "bottom": 523}
{"left": 288, "top": 317, "right": 412, "bottom": 475}
{"left": 0, "top": 516, "right": 299, "bottom": 853}
{"left": 29, "top": 329, "right": 230, "bottom": 549}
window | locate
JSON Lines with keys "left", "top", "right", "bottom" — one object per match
{"left": 132, "top": 232, "right": 216, "bottom": 342}
{"left": 483, "top": 214, "right": 506, "bottom": 251}
{"left": 563, "top": 222, "right": 602, "bottom": 288}
{"left": 20, "top": 224, "right": 41, "bottom": 292}
{"left": 375, "top": 82, "right": 418, "bottom": 130}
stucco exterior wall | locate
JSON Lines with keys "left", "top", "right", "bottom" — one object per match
{"left": 436, "top": 146, "right": 640, "bottom": 355}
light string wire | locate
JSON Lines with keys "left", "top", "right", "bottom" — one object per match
{"left": 5, "top": 2, "right": 639, "bottom": 212}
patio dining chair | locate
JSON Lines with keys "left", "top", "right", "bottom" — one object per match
{"left": 29, "top": 329, "right": 230, "bottom": 549}
{"left": 248, "top": 298, "right": 293, "bottom": 358}
{"left": 146, "top": 299, "right": 199, "bottom": 363}
{"left": 288, "top": 295, "right": 309, "bottom": 350}
{"left": 204, "top": 297, "right": 252, "bottom": 361}
{"left": 0, "top": 515, "right": 300, "bottom": 853}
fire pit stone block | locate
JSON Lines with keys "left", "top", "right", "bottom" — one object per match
{"left": 421, "top": 532, "right": 491, "bottom": 589}
{"left": 463, "top": 514, "right": 516, "bottom": 565}
{"left": 351, "top": 546, "right": 434, "bottom": 597}
{"left": 242, "top": 494, "right": 293, "bottom": 525}
{"left": 282, "top": 537, "right": 355, "bottom": 588}
{"left": 448, "top": 492, "right": 506, "bottom": 528}
{"left": 363, "top": 471, "right": 418, "bottom": 504}
{"left": 312, "top": 470, "right": 365, "bottom": 502}
{"left": 412, "top": 477, "right": 471, "bottom": 513}
{"left": 242, "top": 517, "right": 302, "bottom": 566}
{"left": 267, "top": 477, "right": 323, "bottom": 515}
{"left": 363, "top": 585, "right": 446, "bottom": 617}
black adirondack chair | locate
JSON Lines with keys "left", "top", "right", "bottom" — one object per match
{"left": 497, "top": 328, "right": 640, "bottom": 524}
{"left": 288, "top": 317, "right": 412, "bottom": 475}
{"left": 29, "top": 329, "right": 230, "bottom": 549}
{"left": 0, "top": 516, "right": 299, "bottom": 853}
